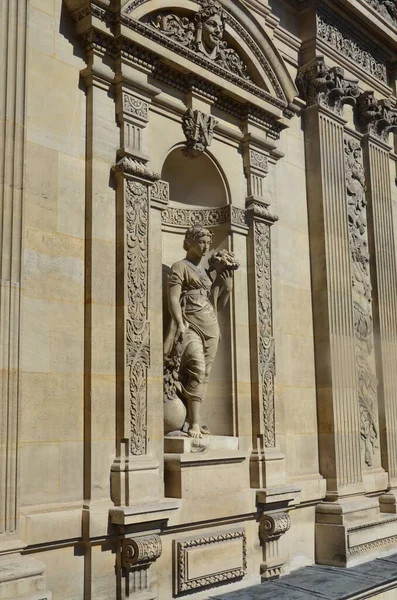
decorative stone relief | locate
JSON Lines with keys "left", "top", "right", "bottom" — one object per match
{"left": 125, "top": 180, "right": 151, "bottom": 455}
{"left": 122, "top": 535, "right": 162, "bottom": 568}
{"left": 344, "top": 136, "right": 378, "bottom": 466}
{"left": 122, "top": 2, "right": 287, "bottom": 108}
{"left": 150, "top": 180, "right": 170, "bottom": 208}
{"left": 182, "top": 108, "right": 218, "bottom": 158}
{"left": 113, "top": 156, "right": 160, "bottom": 181}
{"left": 316, "top": 12, "right": 387, "bottom": 84}
{"left": 249, "top": 150, "right": 268, "bottom": 174}
{"left": 297, "top": 57, "right": 360, "bottom": 115}
{"left": 364, "top": 0, "right": 397, "bottom": 25}
{"left": 147, "top": 0, "right": 250, "bottom": 80}
{"left": 122, "top": 93, "right": 148, "bottom": 121}
{"left": 259, "top": 513, "right": 291, "bottom": 580}
{"left": 255, "top": 220, "right": 275, "bottom": 448}
{"left": 162, "top": 204, "right": 247, "bottom": 229}
{"left": 175, "top": 529, "right": 247, "bottom": 593}
{"left": 357, "top": 91, "right": 397, "bottom": 142}
{"left": 163, "top": 226, "right": 239, "bottom": 437}
{"left": 259, "top": 513, "right": 291, "bottom": 541}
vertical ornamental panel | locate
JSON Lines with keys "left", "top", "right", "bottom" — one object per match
{"left": 125, "top": 179, "right": 150, "bottom": 456}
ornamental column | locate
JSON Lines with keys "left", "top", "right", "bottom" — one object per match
{"left": 242, "top": 117, "right": 297, "bottom": 500}
{"left": 298, "top": 57, "right": 389, "bottom": 566}
{"left": 110, "top": 86, "right": 166, "bottom": 507}
{"left": 357, "top": 92, "right": 397, "bottom": 506}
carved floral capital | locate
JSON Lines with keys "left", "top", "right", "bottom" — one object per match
{"left": 357, "top": 91, "right": 397, "bottom": 142}
{"left": 297, "top": 57, "right": 360, "bottom": 115}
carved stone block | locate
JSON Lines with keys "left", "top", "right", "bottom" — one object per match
{"left": 122, "top": 535, "right": 162, "bottom": 569}
{"left": 175, "top": 529, "right": 246, "bottom": 594}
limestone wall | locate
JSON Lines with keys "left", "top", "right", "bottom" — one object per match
{"left": 1, "top": 0, "right": 397, "bottom": 599}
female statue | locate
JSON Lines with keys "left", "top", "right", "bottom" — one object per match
{"left": 164, "top": 225, "right": 239, "bottom": 439}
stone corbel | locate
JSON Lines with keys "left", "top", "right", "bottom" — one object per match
{"left": 121, "top": 534, "right": 162, "bottom": 599}
{"left": 122, "top": 534, "right": 162, "bottom": 570}
{"left": 259, "top": 512, "right": 291, "bottom": 580}
{"left": 296, "top": 56, "right": 360, "bottom": 115}
{"left": 357, "top": 90, "right": 397, "bottom": 142}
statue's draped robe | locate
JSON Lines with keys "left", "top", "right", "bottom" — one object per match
{"left": 165, "top": 259, "right": 220, "bottom": 403}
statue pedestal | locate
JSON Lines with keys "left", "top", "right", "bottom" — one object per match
{"left": 164, "top": 436, "right": 249, "bottom": 501}
{"left": 164, "top": 434, "right": 238, "bottom": 454}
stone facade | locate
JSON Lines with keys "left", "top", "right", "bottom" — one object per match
{"left": 1, "top": 0, "right": 397, "bottom": 599}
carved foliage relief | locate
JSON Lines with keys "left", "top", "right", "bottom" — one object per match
{"left": 297, "top": 57, "right": 359, "bottom": 115}
{"left": 126, "top": 180, "right": 150, "bottom": 455}
{"left": 254, "top": 221, "right": 275, "bottom": 447}
{"left": 146, "top": 0, "right": 250, "bottom": 81}
{"left": 316, "top": 13, "right": 387, "bottom": 84}
{"left": 344, "top": 137, "right": 378, "bottom": 466}
{"left": 364, "top": 0, "right": 397, "bottom": 25}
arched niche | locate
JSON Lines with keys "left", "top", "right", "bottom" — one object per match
{"left": 161, "top": 148, "right": 234, "bottom": 437}
{"left": 161, "top": 146, "right": 227, "bottom": 208}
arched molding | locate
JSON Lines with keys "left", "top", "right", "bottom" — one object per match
{"left": 121, "top": 0, "right": 298, "bottom": 110}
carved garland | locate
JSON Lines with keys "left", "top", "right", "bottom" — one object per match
{"left": 344, "top": 136, "right": 378, "bottom": 467}
{"left": 255, "top": 220, "right": 276, "bottom": 448}
{"left": 125, "top": 180, "right": 150, "bottom": 456}
{"left": 177, "top": 530, "right": 247, "bottom": 592}
{"left": 162, "top": 204, "right": 247, "bottom": 228}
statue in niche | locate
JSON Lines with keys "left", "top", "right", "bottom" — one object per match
{"left": 163, "top": 225, "right": 239, "bottom": 439}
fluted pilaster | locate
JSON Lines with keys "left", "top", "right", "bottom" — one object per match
{"left": 0, "top": 0, "right": 27, "bottom": 537}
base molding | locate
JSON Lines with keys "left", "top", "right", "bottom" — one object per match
{"left": 0, "top": 553, "right": 51, "bottom": 600}
{"left": 316, "top": 497, "right": 397, "bottom": 566}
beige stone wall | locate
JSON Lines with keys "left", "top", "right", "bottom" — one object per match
{"left": 20, "top": 0, "right": 86, "bottom": 555}
{"left": 5, "top": 0, "right": 397, "bottom": 598}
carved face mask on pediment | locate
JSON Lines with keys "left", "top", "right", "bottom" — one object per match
{"left": 120, "top": 0, "right": 299, "bottom": 113}
{"left": 145, "top": 0, "right": 250, "bottom": 80}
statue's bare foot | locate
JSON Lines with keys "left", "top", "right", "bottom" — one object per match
{"left": 200, "top": 425, "right": 211, "bottom": 435}
{"left": 188, "top": 423, "right": 202, "bottom": 438}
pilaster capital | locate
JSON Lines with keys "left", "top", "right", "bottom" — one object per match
{"left": 112, "top": 156, "right": 160, "bottom": 182}
{"left": 357, "top": 90, "right": 397, "bottom": 143}
{"left": 246, "top": 198, "right": 278, "bottom": 225}
{"left": 122, "top": 535, "right": 162, "bottom": 569}
{"left": 297, "top": 57, "right": 360, "bottom": 116}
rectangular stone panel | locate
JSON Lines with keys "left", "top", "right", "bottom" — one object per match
{"left": 175, "top": 528, "right": 246, "bottom": 594}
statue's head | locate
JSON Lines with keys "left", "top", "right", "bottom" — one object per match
{"left": 183, "top": 225, "right": 213, "bottom": 255}
{"left": 196, "top": 0, "right": 225, "bottom": 55}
